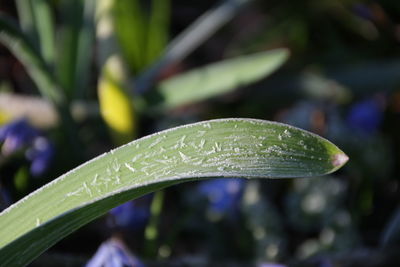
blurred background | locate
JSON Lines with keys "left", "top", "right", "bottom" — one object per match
{"left": 0, "top": 0, "right": 400, "bottom": 266}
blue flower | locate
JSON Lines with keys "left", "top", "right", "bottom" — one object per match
{"left": 346, "top": 98, "right": 383, "bottom": 135}
{"left": 86, "top": 239, "right": 145, "bottom": 267}
{"left": 26, "top": 137, "right": 55, "bottom": 176}
{"left": 0, "top": 119, "right": 39, "bottom": 155}
{"left": 197, "top": 178, "right": 245, "bottom": 219}
{"left": 108, "top": 195, "right": 152, "bottom": 230}
{"left": 0, "top": 119, "right": 54, "bottom": 176}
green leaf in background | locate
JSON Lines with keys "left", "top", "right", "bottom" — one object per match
{"left": 0, "top": 118, "right": 348, "bottom": 266}
{"left": 31, "top": 0, "right": 55, "bottom": 65}
{"left": 74, "top": 0, "right": 96, "bottom": 99}
{"left": 13, "top": 167, "right": 29, "bottom": 193}
{"left": 15, "top": 0, "right": 37, "bottom": 45}
{"left": 55, "top": 0, "right": 83, "bottom": 100}
{"left": 134, "top": 0, "right": 254, "bottom": 93}
{"left": 113, "top": 0, "right": 146, "bottom": 74}
{"left": 146, "top": 0, "right": 170, "bottom": 66}
{"left": 155, "top": 49, "right": 289, "bottom": 109}
{"left": 0, "top": 14, "right": 63, "bottom": 105}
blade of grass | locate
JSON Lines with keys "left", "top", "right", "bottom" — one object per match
{"left": 135, "top": 0, "right": 254, "bottom": 93}
{"left": 55, "top": 0, "right": 83, "bottom": 101}
{"left": 152, "top": 49, "right": 289, "bottom": 109}
{"left": 15, "top": 0, "right": 37, "bottom": 45}
{"left": 146, "top": 0, "right": 170, "bottom": 66}
{"left": 31, "top": 0, "right": 55, "bottom": 65}
{"left": 113, "top": 0, "right": 146, "bottom": 74}
{"left": 144, "top": 190, "right": 165, "bottom": 258}
{"left": 0, "top": 13, "right": 64, "bottom": 105}
{"left": 0, "top": 118, "right": 348, "bottom": 266}
{"left": 74, "top": 0, "right": 96, "bottom": 99}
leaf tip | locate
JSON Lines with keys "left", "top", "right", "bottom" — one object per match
{"left": 332, "top": 152, "right": 349, "bottom": 168}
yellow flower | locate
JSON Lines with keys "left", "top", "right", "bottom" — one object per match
{"left": 98, "top": 56, "right": 136, "bottom": 144}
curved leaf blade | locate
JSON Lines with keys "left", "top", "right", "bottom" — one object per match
{"left": 113, "top": 0, "right": 146, "bottom": 74}
{"left": 156, "top": 49, "right": 289, "bottom": 109}
{"left": 0, "top": 118, "right": 347, "bottom": 266}
{"left": 32, "top": 0, "right": 55, "bottom": 64}
{"left": 0, "top": 13, "right": 63, "bottom": 105}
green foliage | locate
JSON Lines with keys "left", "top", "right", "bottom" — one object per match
{"left": 113, "top": 0, "right": 170, "bottom": 74}
{"left": 0, "top": 119, "right": 347, "bottom": 266}
{"left": 155, "top": 49, "right": 289, "bottom": 109}
{"left": 0, "top": 14, "right": 63, "bottom": 105}
{"left": 31, "top": 0, "right": 55, "bottom": 65}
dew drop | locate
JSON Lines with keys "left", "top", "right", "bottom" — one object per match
{"left": 113, "top": 175, "right": 121, "bottom": 185}
{"left": 205, "top": 147, "right": 216, "bottom": 155}
{"left": 91, "top": 174, "right": 101, "bottom": 187}
{"left": 203, "top": 123, "right": 212, "bottom": 129}
{"left": 214, "top": 142, "right": 222, "bottom": 152}
{"left": 149, "top": 136, "right": 165, "bottom": 148}
{"left": 199, "top": 139, "right": 206, "bottom": 149}
{"left": 83, "top": 182, "right": 93, "bottom": 197}
{"left": 179, "top": 151, "right": 190, "bottom": 162}
{"left": 283, "top": 129, "right": 291, "bottom": 138}
{"left": 125, "top": 162, "right": 136, "bottom": 173}
{"left": 131, "top": 154, "right": 142, "bottom": 163}
{"left": 112, "top": 159, "right": 121, "bottom": 172}
{"left": 177, "top": 135, "right": 187, "bottom": 148}
{"left": 218, "top": 166, "right": 227, "bottom": 171}
{"left": 192, "top": 158, "right": 204, "bottom": 166}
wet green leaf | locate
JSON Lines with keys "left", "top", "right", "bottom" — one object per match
{"left": 0, "top": 118, "right": 347, "bottom": 266}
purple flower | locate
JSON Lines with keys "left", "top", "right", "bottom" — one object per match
{"left": 197, "top": 178, "right": 245, "bottom": 218}
{"left": 0, "top": 119, "right": 54, "bottom": 176}
{"left": 109, "top": 195, "right": 152, "bottom": 230}
{"left": 86, "top": 239, "right": 145, "bottom": 267}
{"left": 0, "top": 119, "right": 39, "bottom": 155}
{"left": 346, "top": 98, "right": 383, "bottom": 135}
{"left": 26, "top": 137, "right": 55, "bottom": 176}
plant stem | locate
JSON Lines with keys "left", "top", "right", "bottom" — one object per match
{"left": 144, "top": 190, "right": 165, "bottom": 258}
